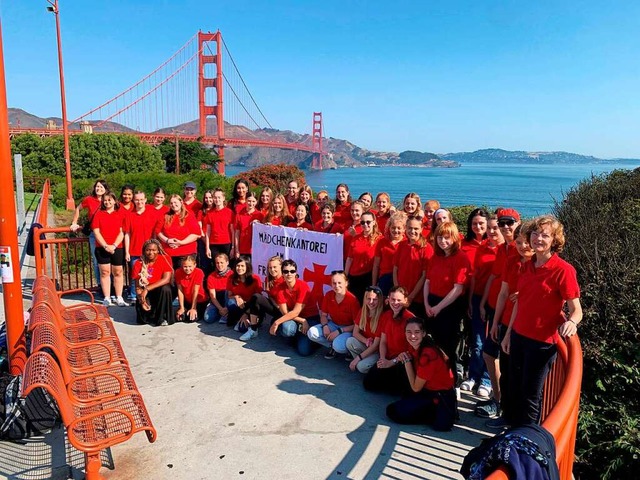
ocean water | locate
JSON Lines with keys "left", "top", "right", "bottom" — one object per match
{"left": 225, "top": 162, "right": 640, "bottom": 218}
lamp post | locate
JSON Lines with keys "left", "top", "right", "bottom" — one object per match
{"left": 47, "top": 0, "right": 75, "bottom": 210}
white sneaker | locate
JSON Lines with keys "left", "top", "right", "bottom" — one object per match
{"left": 460, "top": 379, "right": 476, "bottom": 391}
{"left": 218, "top": 316, "right": 227, "bottom": 324}
{"left": 239, "top": 328, "right": 258, "bottom": 341}
{"left": 233, "top": 322, "right": 241, "bottom": 332}
{"left": 456, "top": 387, "right": 461, "bottom": 401}
{"left": 477, "top": 384, "right": 493, "bottom": 398}
{"left": 115, "top": 296, "right": 129, "bottom": 307}
{"left": 103, "top": 297, "right": 113, "bottom": 307}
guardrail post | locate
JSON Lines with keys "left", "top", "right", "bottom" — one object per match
{"left": 0, "top": 23, "right": 28, "bottom": 374}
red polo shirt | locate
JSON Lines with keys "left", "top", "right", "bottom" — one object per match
{"left": 355, "top": 308, "right": 384, "bottom": 339}
{"left": 375, "top": 211, "right": 391, "bottom": 233}
{"left": 131, "top": 254, "right": 173, "bottom": 283}
{"left": 471, "top": 241, "right": 501, "bottom": 296}
{"left": 287, "top": 221, "right": 314, "bottom": 230}
{"left": 381, "top": 308, "right": 415, "bottom": 358}
{"left": 375, "top": 237, "right": 401, "bottom": 276}
{"left": 275, "top": 279, "right": 317, "bottom": 318}
{"left": 333, "top": 203, "right": 352, "bottom": 228}
{"left": 226, "top": 274, "right": 263, "bottom": 302}
{"left": 513, "top": 254, "right": 580, "bottom": 344}
{"left": 499, "top": 257, "right": 525, "bottom": 326}
{"left": 425, "top": 251, "right": 471, "bottom": 298}
{"left": 321, "top": 290, "right": 360, "bottom": 326}
{"left": 154, "top": 212, "right": 201, "bottom": 257}
{"left": 266, "top": 276, "right": 285, "bottom": 300}
{"left": 394, "top": 240, "right": 433, "bottom": 303}
{"left": 487, "top": 242, "right": 519, "bottom": 309}
{"left": 347, "top": 233, "right": 380, "bottom": 276}
{"left": 314, "top": 221, "right": 343, "bottom": 234}
{"left": 236, "top": 210, "right": 265, "bottom": 254}
{"left": 203, "top": 207, "right": 234, "bottom": 244}
{"left": 309, "top": 203, "right": 321, "bottom": 224}
{"left": 80, "top": 196, "right": 101, "bottom": 217}
{"left": 206, "top": 269, "right": 233, "bottom": 292}
{"left": 285, "top": 197, "right": 298, "bottom": 216}
{"left": 343, "top": 225, "right": 363, "bottom": 259}
{"left": 184, "top": 198, "right": 202, "bottom": 216}
{"left": 125, "top": 206, "right": 157, "bottom": 257}
{"left": 411, "top": 347, "right": 455, "bottom": 391}
{"left": 175, "top": 267, "right": 207, "bottom": 304}
{"left": 91, "top": 209, "right": 126, "bottom": 247}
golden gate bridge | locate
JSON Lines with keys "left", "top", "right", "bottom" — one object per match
{"left": 8, "top": 31, "right": 325, "bottom": 174}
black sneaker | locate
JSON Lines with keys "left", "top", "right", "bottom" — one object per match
{"left": 476, "top": 399, "right": 500, "bottom": 418}
{"left": 324, "top": 348, "right": 336, "bottom": 359}
{"left": 344, "top": 352, "right": 353, "bottom": 361}
{"left": 486, "top": 416, "right": 510, "bottom": 430}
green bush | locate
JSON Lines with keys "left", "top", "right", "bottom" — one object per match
{"left": 553, "top": 168, "right": 640, "bottom": 479}
{"left": 236, "top": 164, "right": 306, "bottom": 194}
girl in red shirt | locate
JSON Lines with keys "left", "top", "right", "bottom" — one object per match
{"left": 245, "top": 255, "right": 284, "bottom": 328}
{"left": 119, "top": 184, "right": 134, "bottom": 213}
{"left": 307, "top": 271, "right": 360, "bottom": 357}
{"left": 333, "top": 183, "right": 352, "bottom": 228}
{"left": 155, "top": 194, "right": 201, "bottom": 270}
{"left": 287, "top": 204, "right": 314, "bottom": 230}
{"left": 402, "top": 193, "right": 424, "bottom": 222}
{"left": 373, "top": 211, "right": 406, "bottom": 295}
{"left": 92, "top": 191, "right": 127, "bottom": 307}
{"left": 196, "top": 190, "right": 215, "bottom": 274}
{"left": 424, "top": 221, "right": 471, "bottom": 382}
{"left": 345, "top": 211, "right": 382, "bottom": 303}
{"left": 428, "top": 208, "right": 452, "bottom": 242}
{"left": 229, "top": 179, "right": 249, "bottom": 215}
{"left": 387, "top": 317, "right": 457, "bottom": 430}
{"left": 314, "top": 204, "right": 343, "bottom": 234}
{"left": 358, "top": 192, "right": 373, "bottom": 211}
{"left": 124, "top": 190, "right": 157, "bottom": 302}
{"left": 374, "top": 192, "right": 393, "bottom": 233}
{"left": 204, "top": 188, "right": 234, "bottom": 260}
{"left": 347, "top": 286, "right": 385, "bottom": 374}
{"left": 363, "top": 286, "right": 415, "bottom": 395}
{"left": 343, "top": 200, "right": 364, "bottom": 260}
{"left": 423, "top": 200, "right": 440, "bottom": 237}
{"left": 175, "top": 255, "right": 207, "bottom": 322}
{"left": 258, "top": 187, "right": 273, "bottom": 216}
{"left": 204, "top": 253, "right": 233, "bottom": 324}
{"left": 299, "top": 185, "right": 320, "bottom": 224}
{"left": 132, "top": 239, "right": 173, "bottom": 326}
{"left": 151, "top": 187, "right": 170, "bottom": 221}
{"left": 265, "top": 194, "right": 290, "bottom": 226}
{"left": 502, "top": 216, "right": 582, "bottom": 426}
{"left": 234, "top": 192, "right": 265, "bottom": 260}
{"left": 225, "top": 256, "right": 263, "bottom": 339}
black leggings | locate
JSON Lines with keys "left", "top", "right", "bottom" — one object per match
{"left": 386, "top": 388, "right": 457, "bottom": 431}
{"left": 363, "top": 363, "right": 411, "bottom": 396}
{"left": 426, "top": 294, "right": 465, "bottom": 378}
{"left": 247, "top": 294, "right": 281, "bottom": 325}
{"left": 136, "top": 284, "right": 173, "bottom": 326}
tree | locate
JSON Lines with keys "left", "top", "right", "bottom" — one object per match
{"left": 236, "top": 163, "right": 306, "bottom": 193}
{"left": 157, "top": 139, "right": 219, "bottom": 173}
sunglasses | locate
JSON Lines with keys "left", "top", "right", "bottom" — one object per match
{"left": 282, "top": 269, "right": 297, "bottom": 274}
{"left": 331, "top": 270, "right": 345, "bottom": 275}
{"left": 366, "top": 286, "right": 383, "bottom": 295}
{"left": 498, "top": 219, "right": 516, "bottom": 227}
{"left": 360, "top": 220, "right": 373, "bottom": 226}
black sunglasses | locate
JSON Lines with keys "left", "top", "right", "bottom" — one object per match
{"left": 282, "top": 269, "right": 297, "bottom": 274}
{"left": 360, "top": 220, "right": 373, "bottom": 226}
{"left": 366, "top": 286, "right": 383, "bottom": 295}
{"left": 498, "top": 219, "right": 516, "bottom": 227}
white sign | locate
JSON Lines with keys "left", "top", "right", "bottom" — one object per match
{"left": 251, "top": 224, "right": 343, "bottom": 310}
{"left": 0, "top": 246, "right": 14, "bottom": 284}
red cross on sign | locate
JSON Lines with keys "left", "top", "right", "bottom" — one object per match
{"left": 302, "top": 263, "right": 332, "bottom": 310}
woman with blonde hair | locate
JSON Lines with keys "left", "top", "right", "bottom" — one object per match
{"left": 345, "top": 210, "right": 382, "bottom": 303}
{"left": 372, "top": 211, "right": 406, "bottom": 295}
{"left": 347, "top": 286, "right": 385, "bottom": 373}
{"left": 154, "top": 194, "right": 201, "bottom": 270}
{"left": 299, "top": 185, "right": 320, "bottom": 223}
{"left": 265, "top": 193, "right": 290, "bottom": 226}
{"left": 258, "top": 187, "right": 274, "bottom": 216}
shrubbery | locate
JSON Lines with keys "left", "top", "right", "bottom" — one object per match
{"left": 236, "top": 164, "right": 306, "bottom": 194}
{"left": 554, "top": 168, "right": 640, "bottom": 479}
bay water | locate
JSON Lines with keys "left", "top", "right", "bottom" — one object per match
{"left": 226, "top": 162, "right": 640, "bottom": 218}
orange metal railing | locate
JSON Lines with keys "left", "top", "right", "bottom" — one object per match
{"left": 486, "top": 334, "right": 583, "bottom": 480}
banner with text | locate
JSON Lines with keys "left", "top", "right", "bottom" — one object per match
{"left": 251, "top": 223, "right": 344, "bottom": 310}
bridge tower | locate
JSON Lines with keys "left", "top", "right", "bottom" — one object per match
{"left": 198, "top": 31, "right": 225, "bottom": 174}
{"left": 311, "top": 112, "right": 323, "bottom": 170}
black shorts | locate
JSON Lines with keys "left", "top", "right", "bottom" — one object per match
{"left": 95, "top": 247, "right": 125, "bottom": 266}
{"left": 482, "top": 324, "right": 507, "bottom": 359}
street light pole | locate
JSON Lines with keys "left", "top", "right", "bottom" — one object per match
{"left": 47, "top": 0, "right": 75, "bottom": 210}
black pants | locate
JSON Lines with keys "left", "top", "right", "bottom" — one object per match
{"left": 508, "top": 331, "right": 557, "bottom": 425}
{"left": 136, "top": 284, "right": 173, "bottom": 326}
{"left": 348, "top": 272, "right": 372, "bottom": 305}
{"left": 247, "top": 293, "right": 281, "bottom": 325}
{"left": 426, "top": 294, "right": 464, "bottom": 379}
{"left": 363, "top": 363, "right": 411, "bottom": 396}
{"left": 386, "top": 388, "right": 457, "bottom": 431}
{"left": 177, "top": 301, "right": 208, "bottom": 323}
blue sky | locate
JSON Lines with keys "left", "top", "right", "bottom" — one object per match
{"left": 2, "top": 0, "right": 639, "bottom": 158}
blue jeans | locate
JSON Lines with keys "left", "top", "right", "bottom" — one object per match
{"left": 468, "top": 295, "right": 491, "bottom": 387}
{"left": 88, "top": 233, "right": 100, "bottom": 287}
{"left": 294, "top": 315, "right": 320, "bottom": 357}
{"left": 204, "top": 295, "right": 229, "bottom": 324}
{"left": 307, "top": 320, "right": 352, "bottom": 353}
{"left": 129, "top": 256, "right": 140, "bottom": 300}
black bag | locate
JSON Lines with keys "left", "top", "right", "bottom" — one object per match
{"left": 82, "top": 218, "right": 93, "bottom": 236}
{"left": 0, "top": 373, "right": 60, "bottom": 440}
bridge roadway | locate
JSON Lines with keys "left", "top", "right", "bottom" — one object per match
{"left": 1, "top": 204, "right": 493, "bottom": 480}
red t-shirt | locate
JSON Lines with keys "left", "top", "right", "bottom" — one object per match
{"left": 394, "top": 240, "right": 433, "bottom": 303}
{"left": 152, "top": 205, "right": 170, "bottom": 223}
{"left": 487, "top": 242, "right": 519, "bottom": 308}
{"left": 381, "top": 308, "right": 415, "bottom": 358}
{"left": 175, "top": 267, "right": 207, "bottom": 304}
{"left": 266, "top": 216, "right": 284, "bottom": 226}
{"left": 309, "top": 203, "right": 321, "bottom": 224}
{"left": 333, "top": 203, "right": 352, "bottom": 228}
{"left": 426, "top": 251, "right": 471, "bottom": 298}
{"left": 274, "top": 279, "right": 317, "bottom": 318}
{"left": 285, "top": 197, "right": 298, "bottom": 216}
{"left": 314, "top": 221, "right": 343, "bottom": 234}
{"left": 343, "top": 224, "right": 363, "bottom": 259}
{"left": 206, "top": 269, "right": 233, "bottom": 292}
{"left": 131, "top": 254, "right": 173, "bottom": 283}
{"left": 355, "top": 307, "right": 384, "bottom": 339}
{"left": 125, "top": 206, "right": 157, "bottom": 257}
{"left": 184, "top": 199, "right": 202, "bottom": 216}
{"left": 375, "top": 237, "right": 401, "bottom": 276}
{"left": 471, "top": 241, "right": 500, "bottom": 296}
{"left": 91, "top": 209, "right": 126, "bottom": 247}
{"left": 226, "top": 274, "right": 263, "bottom": 302}
{"left": 287, "top": 221, "right": 314, "bottom": 230}
{"left": 230, "top": 201, "right": 247, "bottom": 216}
{"left": 347, "top": 233, "right": 380, "bottom": 276}
{"left": 204, "top": 208, "right": 234, "bottom": 245}
{"left": 411, "top": 346, "right": 455, "bottom": 391}
{"left": 154, "top": 212, "right": 201, "bottom": 257}
{"left": 266, "top": 276, "right": 285, "bottom": 300}
{"left": 80, "top": 196, "right": 101, "bottom": 217}
{"left": 513, "top": 254, "right": 580, "bottom": 344}
{"left": 236, "top": 210, "right": 265, "bottom": 254}
{"left": 375, "top": 211, "right": 391, "bottom": 233}
{"left": 499, "top": 257, "right": 525, "bottom": 327}
{"left": 321, "top": 290, "right": 360, "bottom": 326}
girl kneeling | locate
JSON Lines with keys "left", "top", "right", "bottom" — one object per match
{"left": 387, "top": 317, "right": 457, "bottom": 431}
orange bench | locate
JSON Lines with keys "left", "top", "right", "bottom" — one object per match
{"left": 22, "top": 351, "right": 156, "bottom": 480}
{"left": 32, "top": 275, "right": 110, "bottom": 323}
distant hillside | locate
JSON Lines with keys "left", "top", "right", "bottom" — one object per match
{"left": 440, "top": 148, "right": 633, "bottom": 164}
{"left": 9, "top": 107, "right": 136, "bottom": 133}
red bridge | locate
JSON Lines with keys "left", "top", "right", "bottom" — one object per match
{"left": 8, "top": 31, "right": 325, "bottom": 173}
